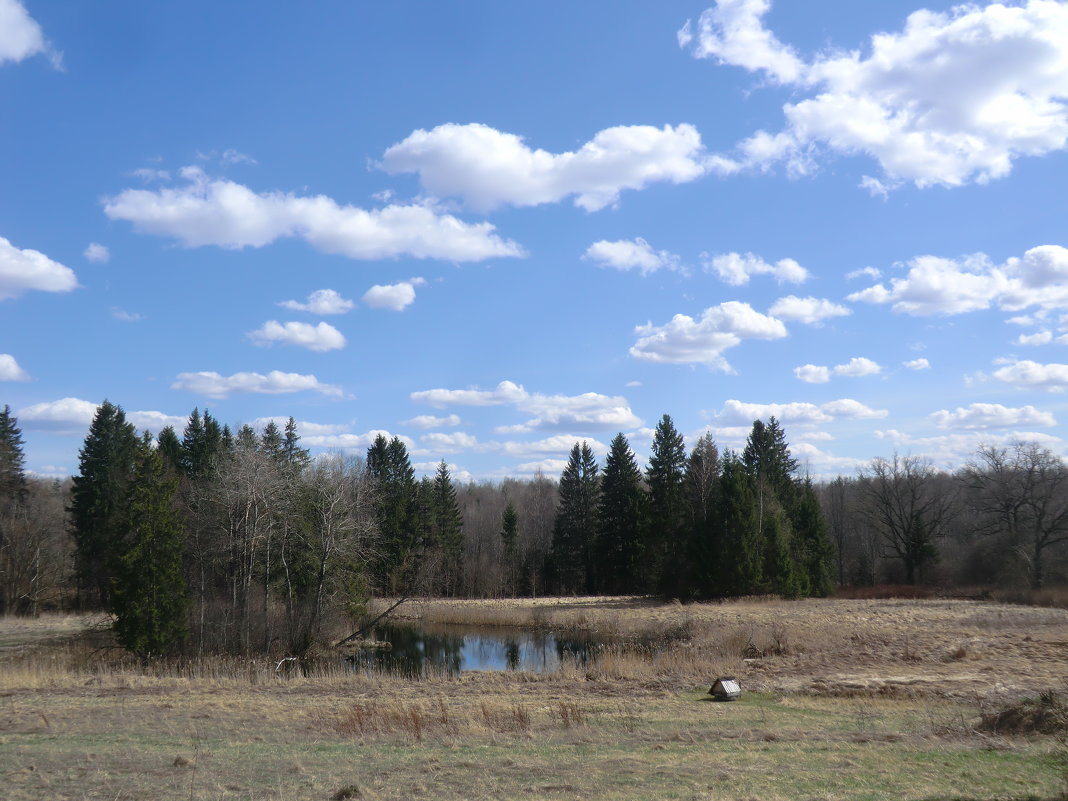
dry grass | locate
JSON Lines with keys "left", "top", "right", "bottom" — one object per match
{"left": 1, "top": 598, "right": 1066, "bottom": 800}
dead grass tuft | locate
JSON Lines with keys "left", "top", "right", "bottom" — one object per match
{"left": 980, "top": 689, "right": 1068, "bottom": 735}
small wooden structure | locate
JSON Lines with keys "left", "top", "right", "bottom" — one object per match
{"left": 709, "top": 676, "right": 741, "bottom": 702}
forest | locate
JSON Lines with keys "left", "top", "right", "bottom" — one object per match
{"left": 0, "top": 401, "right": 1066, "bottom": 659}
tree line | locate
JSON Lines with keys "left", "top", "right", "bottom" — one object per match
{"left": 1, "top": 400, "right": 1067, "bottom": 659}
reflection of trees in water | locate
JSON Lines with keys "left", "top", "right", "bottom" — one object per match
{"left": 352, "top": 625, "right": 604, "bottom": 676}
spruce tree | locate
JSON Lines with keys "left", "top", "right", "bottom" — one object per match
{"left": 596, "top": 433, "right": 645, "bottom": 594}
{"left": 0, "top": 405, "right": 28, "bottom": 506}
{"left": 112, "top": 436, "right": 188, "bottom": 659}
{"left": 686, "top": 433, "right": 721, "bottom": 597}
{"left": 500, "top": 501, "right": 519, "bottom": 596}
{"left": 69, "top": 401, "right": 139, "bottom": 607}
{"left": 260, "top": 420, "right": 284, "bottom": 460}
{"left": 716, "top": 454, "right": 762, "bottom": 596}
{"left": 432, "top": 460, "right": 464, "bottom": 596}
{"left": 156, "top": 426, "right": 182, "bottom": 473}
{"left": 366, "top": 435, "right": 419, "bottom": 592}
{"left": 646, "top": 415, "right": 688, "bottom": 597}
{"left": 793, "top": 480, "right": 836, "bottom": 596}
{"left": 551, "top": 442, "right": 599, "bottom": 594}
{"left": 281, "top": 417, "right": 310, "bottom": 469}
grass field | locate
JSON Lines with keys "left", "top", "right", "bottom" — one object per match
{"left": 1, "top": 597, "right": 1066, "bottom": 800}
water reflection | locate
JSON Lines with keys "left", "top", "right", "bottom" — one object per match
{"left": 350, "top": 623, "right": 602, "bottom": 676}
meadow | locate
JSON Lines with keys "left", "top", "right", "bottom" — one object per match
{"left": 0, "top": 596, "right": 1065, "bottom": 801}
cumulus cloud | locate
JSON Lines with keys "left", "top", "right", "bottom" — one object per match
{"left": 876, "top": 428, "right": 1065, "bottom": 470}
{"left": 0, "top": 0, "right": 59, "bottom": 67}
{"left": 992, "top": 359, "right": 1068, "bottom": 390}
{"left": 103, "top": 166, "right": 524, "bottom": 262}
{"left": 629, "top": 301, "right": 787, "bottom": 370}
{"left": 847, "top": 266, "right": 882, "bottom": 281}
{"left": 248, "top": 320, "right": 346, "bottom": 352}
{"left": 903, "top": 357, "right": 931, "bottom": 370}
{"left": 278, "top": 288, "right": 355, "bottom": 315}
{"left": 682, "top": 0, "right": 1068, "bottom": 189}
{"left": 402, "top": 414, "right": 462, "bottom": 429}
{"left": 848, "top": 246, "right": 1068, "bottom": 316}
{"left": 0, "top": 353, "right": 29, "bottom": 381}
{"left": 768, "top": 295, "right": 850, "bottom": 325}
{"left": 794, "top": 364, "right": 830, "bottom": 384}
{"left": 930, "top": 402, "right": 1056, "bottom": 430}
{"left": 362, "top": 277, "right": 426, "bottom": 311}
{"left": 380, "top": 122, "right": 708, "bottom": 212}
{"left": 490, "top": 435, "right": 609, "bottom": 459}
{"left": 0, "top": 236, "right": 78, "bottom": 300}
{"left": 833, "top": 357, "right": 882, "bottom": 378}
{"left": 703, "top": 252, "right": 809, "bottom": 286}
{"left": 250, "top": 417, "right": 352, "bottom": 437}
{"left": 83, "top": 243, "right": 110, "bottom": 263}
{"left": 172, "top": 370, "right": 343, "bottom": 399}
{"left": 1017, "top": 330, "right": 1054, "bottom": 346}
{"left": 411, "top": 380, "right": 641, "bottom": 433}
{"left": 16, "top": 398, "right": 183, "bottom": 435}
{"left": 584, "top": 238, "right": 681, "bottom": 276}
{"left": 713, "top": 398, "right": 888, "bottom": 426}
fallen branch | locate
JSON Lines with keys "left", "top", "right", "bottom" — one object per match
{"left": 335, "top": 596, "right": 409, "bottom": 648}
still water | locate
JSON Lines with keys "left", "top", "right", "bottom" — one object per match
{"left": 350, "top": 623, "right": 604, "bottom": 676}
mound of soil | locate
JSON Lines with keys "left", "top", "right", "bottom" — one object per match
{"left": 980, "top": 690, "right": 1068, "bottom": 735}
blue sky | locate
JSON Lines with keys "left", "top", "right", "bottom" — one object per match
{"left": 3, "top": 0, "right": 1068, "bottom": 480}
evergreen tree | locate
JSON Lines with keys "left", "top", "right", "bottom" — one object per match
{"left": 596, "top": 433, "right": 645, "bottom": 594}
{"left": 646, "top": 415, "right": 688, "bottom": 597}
{"left": 235, "top": 423, "right": 258, "bottom": 450}
{"left": 281, "top": 417, "right": 310, "bottom": 469}
{"left": 156, "top": 426, "right": 182, "bottom": 473}
{"left": 180, "top": 408, "right": 224, "bottom": 476}
{"left": 551, "top": 442, "right": 599, "bottom": 594}
{"left": 260, "top": 420, "right": 284, "bottom": 460}
{"left": 761, "top": 504, "right": 800, "bottom": 597}
{"left": 716, "top": 454, "right": 762, "bottom": 596}
{"left": 69, "top": 401, "right": 139, "bottom": 607}
{"left": 111, "top": 435, "right": 188, "bottom": 659}
{"left": 432, "top": 460, "right": 464, "bottom": 596}
{"left": 0, "top": 405, "right": 28, "bottom": 506}
{"left": 793, "top": 480, "right": 836, "bottom": 596}
{"left": 366, "top": 435, "right": 419, "bottom": 592}
{"left": 500, "top": 501, "right": 519, "bottom": 596}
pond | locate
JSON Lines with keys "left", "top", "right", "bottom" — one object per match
{"left": 348, "top": 622, "right": 607, "bottom": 676}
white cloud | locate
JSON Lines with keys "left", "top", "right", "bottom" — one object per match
{"left": 380, "top": 122, "right": 708, "bottom": 212}
{"left": 703, "top": 252, "right": 809, "bottom": 286}
{"left": 413, "top": 461, "right": 473, "bottom": 483}
{"left": 768, "top": 295, "right": 850, "bottom": 325}
{"left": 847, "top": 266, "right": 882, "bottom": 281}
{"left": 491, "top": 435, "right": 609, "bottom": 459}
{"left": 248, "top": 320, "right": 346, "bottom": 352}
{"left": 848, "top": 246, "right": 1068, "bottom": 316}
{"left": 683, "top": 0, "right": 1068, "bottom": 189}
{"left": 930, "top": 403, "right": 1056, "bottom": 430}
{"left": 362, "top": 277, "right": 426, "bottom": 311}
{"left": 903, "top": 358, "right": 931, "bottom": 370}
{"left": 278, "top": 288, "right": 355, "bottom": 315}
{"left": 629, "top": 301, "right": 787, "bottom": 370}
{"left": 411, "top": 380, "right": 528, "bottom": 408}
{"left": 172, "top": 370, "right": 343, "bottom": 399}
{"left": 992, "top": 360, "right": 1068, "bottom": 391}
{"left": 713, "top": 398, "right": 888, "bottom": 426}
{"left": 83, "top": 243, "right": 110, "bottom": 263}
{"left": 510, "top": 459, "right": 570, "bottom": 477}
{"left": 584, "top": 238, "right": 681, "bottom": 276}
{"left": 16, "top": 398, "right": 182, "bottom": 435}
{"left": 250, "top": 417, "right": 351, "bottom": 436}
{"left": 833, "top": 356, "right": 882, "bottom": 378}
{"left": 681, "top": 0, "right": 804, "bottom": 84}
{"left": 411, "top": 380, "right": 640, "bottom": 432}
{"left": 0, "top": 0, "right": 58, "bottom": 67}
{"left": 794, "top": 364, "right": 830, "bottom": 384}
{"left": 0, "top": 353, "right": 29, "bottom": 381}
{"left": 1017, "top": 330, "right": 1053, "bottom": 346}
{"left": 103, "top": 166, "right": 524, "bottom": 262}
{"left": 303, "top": 430, "right": 415, "bottom": 451}
{"left": 0, "top": 236, "right": 78, "bottom": 300}
{"left": 875, "top": 428, "right": 1065, "bottom": 470}
{"left": 402, "top": 414, "right": 462, "bottom": 429}
{"left": 420, "top": 432, "right": 479, "bottom": 453}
